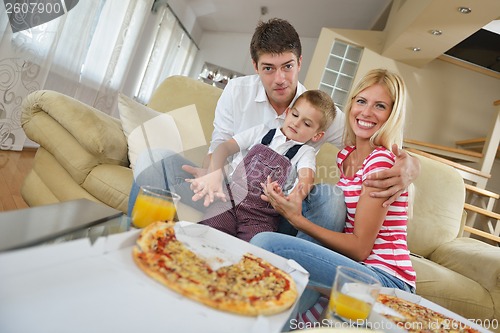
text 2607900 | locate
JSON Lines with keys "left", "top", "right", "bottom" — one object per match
{"left": 5, "top": 2, "right": 63, "bottom": 15}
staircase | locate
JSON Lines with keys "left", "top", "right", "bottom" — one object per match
{"left": 403, "top": 100, "right": 500, "bottom": 245}
{"left": 455, "top": 138, "right": 500, "bottom": 158}
{"left": 404, "top": 99, "right": 500, "bottom": 189}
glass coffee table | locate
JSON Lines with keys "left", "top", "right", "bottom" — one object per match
{"left": 0, "top": 199, "right": 130, "bottom": 252}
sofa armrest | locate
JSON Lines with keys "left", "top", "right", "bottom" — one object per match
{"left": 21, "top": 90, "right": 129, "bottom": 184}
{"left": 430, "top": 237, "right": 500, "bottom": 293}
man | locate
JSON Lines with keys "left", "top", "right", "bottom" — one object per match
{"left": 129, "top": 18, "right": 420, "bottom": 231}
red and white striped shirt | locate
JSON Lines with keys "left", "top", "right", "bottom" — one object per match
{"left": 337, "top": 146, "right": 416, "bottom": 288}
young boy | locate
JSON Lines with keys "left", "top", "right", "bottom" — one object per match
{"left": 187, "top": 90, "right": 336, "bottom": 241}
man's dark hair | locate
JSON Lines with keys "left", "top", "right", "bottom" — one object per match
{"left": 250, "top": 18, "right": 302, "bottom": 64}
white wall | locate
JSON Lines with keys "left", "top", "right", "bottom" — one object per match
{"left": 189, "top": 32, "right": 253, "bottom": 78}
{"left": 189, "top": 31, "right": 319, "bottom": 84}
{"left": 165, "top": 1, "right": 319, "bottom": 83}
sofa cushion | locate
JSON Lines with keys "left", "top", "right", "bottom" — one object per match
{"left": 430, "top": 237, "right": 500, "bottom": 323}
{"left": 118, "top": 94, "right": 182, "bottom": 169}
{"left": 83, "top": 164, "right": 133, "bottom": 213}
{"left": 21, "top": 90, "right": 128, "bottom": 167}
{"left": 407, "top": 154, "right": 465, "bottom": 257}
{"left": 315, "top": 143, "right": 340, "bottom": 184}
{"left": 411, "top": 255, "right": 493, "bottom": 320}
{"left": 147, "top": 75, "right": 222, "bottom": 145}
{"left": 21, "top": 147, "right": 99, "bottom": 206}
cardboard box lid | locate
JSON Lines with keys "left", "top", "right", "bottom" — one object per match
{"left": 366, "top": 288, "right": 492, "bottom": 333}
{"left": 0, "top": 222, "right": 309, "bottom": 333}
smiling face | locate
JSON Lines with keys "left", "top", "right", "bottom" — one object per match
{"left": 254, "top": 51, "right": 302, "bottom": 115}
{"left": 349, "top": 83, "right": 393, "bottom": 145}
{"left": 281, "top": 98, "right": 324, "bottom": 143}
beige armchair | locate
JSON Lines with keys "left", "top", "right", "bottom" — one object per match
{"left": 406, "top": 154, "right": 500, "bottom": 328}
{"left": 21, "top": 75, "right": 500, "bottom": 331}
{"left": 20, "top": 75, "right": 222, "bottom": 213}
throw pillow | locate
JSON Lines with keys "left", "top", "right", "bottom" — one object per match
{"left": 117, "top": 94, "right": 207, "bottom": 169}
{"left": 118, "top": 94, "right": 182, "bottom": 169}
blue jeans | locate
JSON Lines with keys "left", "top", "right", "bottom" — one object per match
{"left": 250, "top": 232, "right": 415, "bottom": 331}
{"left": 251, "top": 232, "right": 416, "bottom": 292}
{"left": 277, "top": 183, "right": 346, "bottom": 237}
{"left": 128, "top": 150, "right": 207, "bottom": 216}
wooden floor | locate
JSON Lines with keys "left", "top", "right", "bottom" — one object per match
{"left": 0, "top": 149, "right": 36, "bottom": 212}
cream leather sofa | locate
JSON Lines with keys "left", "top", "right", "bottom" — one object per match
{"left": 21, "top": 75, "right": 500, "bottom": 330}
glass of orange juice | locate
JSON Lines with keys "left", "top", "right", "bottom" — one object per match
{"left": 131, "top": 186, "right": 181, "bottom": 228}
{"left": 328, "top": 266, "right": 381, "bottom": 324}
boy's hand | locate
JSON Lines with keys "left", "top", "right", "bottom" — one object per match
{"left": 182, "top": 164, "right": 208, "bottom": 179}
{"left": 186, "top": 169, "right": 227, "bottom": 207}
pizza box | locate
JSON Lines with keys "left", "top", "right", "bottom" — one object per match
{"left": 0, "top": 221, "right": 309, "bottom": 333}
{"left": 366, "top": 288, "right": 492, "bottom": 333}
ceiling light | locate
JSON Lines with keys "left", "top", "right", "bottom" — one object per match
{"left": 411, "top": 47, "right": 421, "bottom": 52}
{"left": 458, "top": 7, "right": 472, "bottom": 14}
{"left": 429, "top": 29, "right": 443, "bottom": 36}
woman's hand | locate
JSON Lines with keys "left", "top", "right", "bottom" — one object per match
{"left": 260, "top": 178, "right": 285, "bottom": 202}
{"left": 261, "top": 176, "right": 303, "bottom": 226}
{"left": 363, "top": 144, "right": 420, "bottom": 207}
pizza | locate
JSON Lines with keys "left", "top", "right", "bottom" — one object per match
{"left": 132, "top": 221, "right": 298, "bottom": 316}
{"left": 377, "top": 294, "right": 480, "bottom": 333}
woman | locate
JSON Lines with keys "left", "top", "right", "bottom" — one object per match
{"left": 251, "top": 68, "right": 416, "bottom": 325}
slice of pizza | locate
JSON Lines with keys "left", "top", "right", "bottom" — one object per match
{"left": 377, "top": 294, "right": 480, "bottom": 333}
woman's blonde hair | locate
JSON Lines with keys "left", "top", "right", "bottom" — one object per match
{"left": 343, "top": 69, "right": 413, "bottom": 216}
{"left": 343, "top": 68, "right": 407, "bottom": 150}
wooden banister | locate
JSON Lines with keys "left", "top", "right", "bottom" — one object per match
{"left": 455, "top": 137, "right": 500, "bottom": 158}
{"left": 403, "top": 139, "right": 481, "bottom": 163}
{"left": 407, "top": 148, "right": 491, "bottom": 180}
{"left": 463, "top": 225, "right": 500, "bottom": 243}
{"left": 404, "top": 139, "right": 482, "bottom": 158}
{"left": 456, "top": 138, "right": 487, "bottom": 146}
{"left": 464, "top": 184, "right": 500, "bottom": 200}
{"left": 464, "top": 203, "right": 500, "bottom": 220}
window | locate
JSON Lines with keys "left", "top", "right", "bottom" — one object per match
{"left": 319, "top": 40, "right": 363, "bottom": 110}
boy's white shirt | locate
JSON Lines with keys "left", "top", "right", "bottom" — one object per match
{"left": 229, "top": 124, "right": 316, "bottom": 191}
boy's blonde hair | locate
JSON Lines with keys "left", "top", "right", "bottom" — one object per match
{"left": 343, "top": 68, "right": 407, "bottom": 150}
{"left": 294, "top": 90, "right": 336, "bottom": 131}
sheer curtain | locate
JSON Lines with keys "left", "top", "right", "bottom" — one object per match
{"left": 135, "top": 4, "right": 198, "bottom": 104}
{"left": 0, "top": 0, "right": 197, "bottom": 151}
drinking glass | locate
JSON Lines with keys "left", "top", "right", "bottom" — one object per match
{"left": 328, "top": 266, "right": 381, "bottom": 323}
{"left": 131, "top": 186, "right": 180, "bottom": 228}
